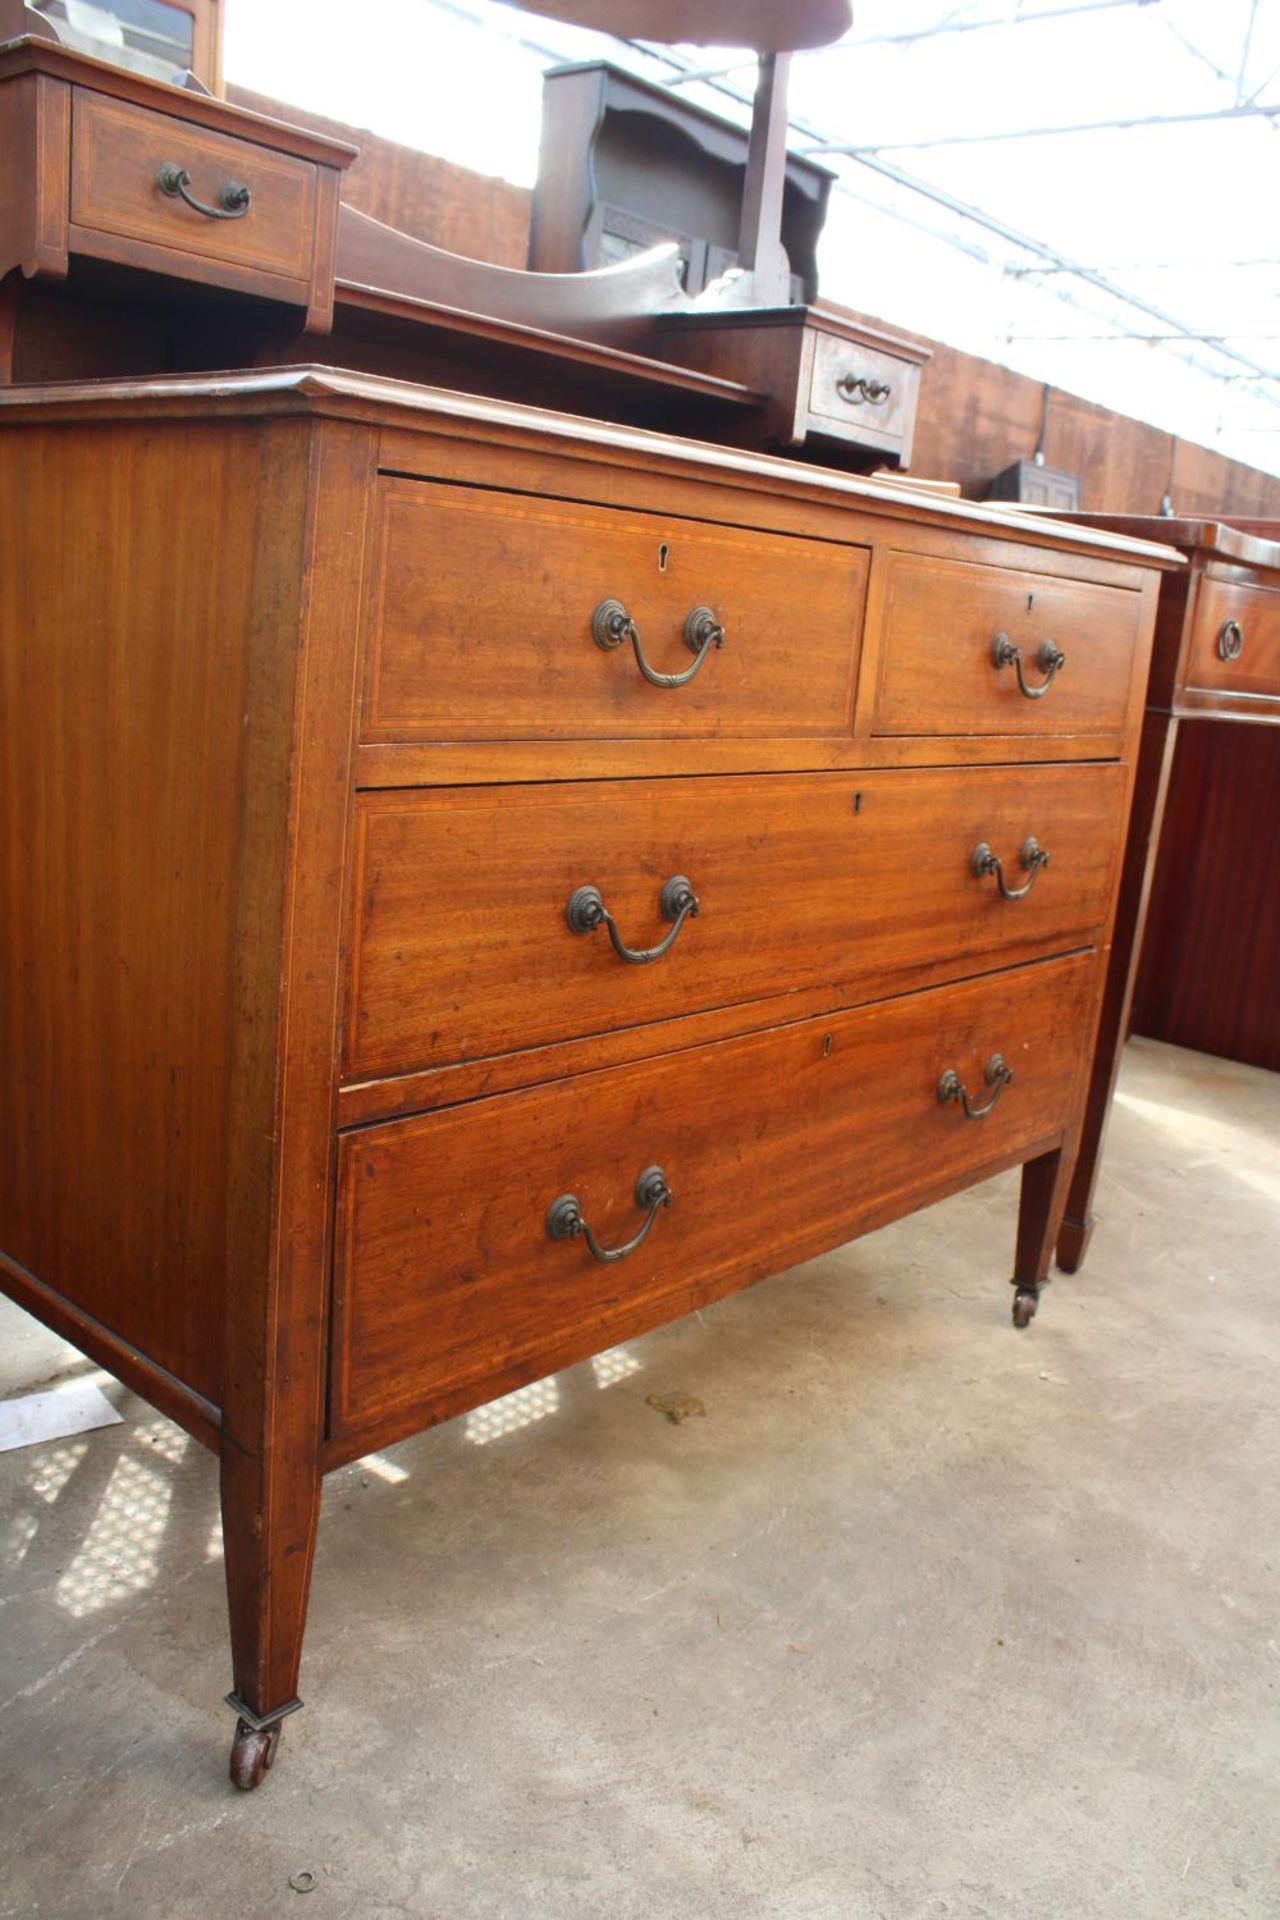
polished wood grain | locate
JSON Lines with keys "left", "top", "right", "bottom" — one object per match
{"left": 1183, "top": 575, "right": 1280, "bottom": 703}
{"left": 0, "top": 43, "right": 352, "bottom": 357}
{"left": 0, "top": 68, "right": 69, "bottom": 286}
{"left": 344, "top": 763, "right": 1126, "bottom": 1081}
{"left": 0, "top": 366, "right": 1167, "bottom": 1782}
{"left": 870, "top": 549, "right": 1145, "bottom": 737}
{"left": 352, "top": 728, "right": 1134, "bottom": 790}
{"left": 1055, "top": 705, "right": 1179, "bottom": 1273}
{"left": 1053, "top": 513, "right": 1280, "bottom": 1270}
{"left": 220, "top": 419, "right": 375, "bottom": 1734}
{"left": 1130, "top": 720, "right": 1280, "bottom": 1072}
{"left": 363, "top": 477, "right": 869, "bottom": 743}
{"left": 71, "top": 88, "right": 317, "bottom": 282}
{"left": 0, "top": 415, "right": 310, "bottom": 1414}
{"left": 331, "top": 950, "right": 1096, "bottom": 1447}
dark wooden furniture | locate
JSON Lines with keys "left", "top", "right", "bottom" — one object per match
{"left": 1054, "top": 515, "right": 1280, "bottom": 1272}
{"left": 0, "top": 33, "right": 354, "bottom": 363}
{"left": 988, "top": 457, "right": 1082, "bottom": 513}
{"left": 527, "top": 61, "right": 832, "bottom": 300}
{"left": 527, "top": 59, "right": 928, "bottom": 466}
{"left": 0, "top": 33, "right": 923, "bottom": 463}
{"left": 0, "top": 364, "right": 1173, "bottom": 1788}
{"left": 657, "top": 304, "right": 929, "bottom": 465}
{"left": 0, "top": 35, "right": 775, "bottom": 428}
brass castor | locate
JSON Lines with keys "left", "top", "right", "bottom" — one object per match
{"left": 1011, "top": 1288, "right": 1039, "bottom": 1330}
{"left": 229, "top": 1717, "right": 282, "bottom": 1791}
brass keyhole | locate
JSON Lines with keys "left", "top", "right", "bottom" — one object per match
{"left": 658, "top": 542, "right": 670, "bottom": 573}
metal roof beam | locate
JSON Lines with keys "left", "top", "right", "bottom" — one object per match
{"left": 834, "top": 0, "right": 1158, "bottom": 48}
{"left": 619, "top": 29, "right": 1280, "bottom": 399}
{"left": 807, "top": 101, "right": 1280, "bottom": 156}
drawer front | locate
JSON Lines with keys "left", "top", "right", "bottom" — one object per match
{"left": 331, "top": 952, "right": 1096, "bottom": 1438}
{"left": 1185, "top": 577, "right": 1280, "bottom": 702}
{"left": 363, "top": 480, "right": 867, "bottom": 742}
{"left": 806, "top": 332, "right": 914, "bottom": 452}
{"left": 872, "top": 550, "right": 1143, "bottom": 736}
{"left": 345, "top": 763, "right": 1126, "bottom": 1080}
{"left": 70, "top": 92, "right": 317, "bottom": 284}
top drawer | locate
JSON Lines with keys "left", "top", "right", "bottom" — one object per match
{"left": 70, "top": 91, "right": 319, "bottom": 289}
{"left": 870, "top": 548, "right": 1144, "bottom": 738}
{"left": 1184, "top": 576, "right": 1280, "bottom": 703}
{"left": 361, "top": 479, "right": 868, "bottom": 743}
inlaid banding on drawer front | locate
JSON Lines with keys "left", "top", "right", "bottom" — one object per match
{"left": 330, "top": 952, "right": 1096, "bottom": 1440}
{"left": 69, "top": 91, "right": 319, "bottom": 284}
{"left": 1184, "top": 576, "right": 1280, "bottom": 702}
{"left": 343, "top": 763, "right": 1126, "bottom": 1081}
{"left": 870, "top": 549, "right": 1143, "bottom": 736}
{"left": 361, "top": 480, "right": 868, "bottom": 741}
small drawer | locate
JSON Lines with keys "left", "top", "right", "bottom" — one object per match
{"left": 344, "top": 763, "right": 1126, "bottom": 1081}
{"left": 1184, "top": 577, "right": 1280, "bottom": 703}
{"left": 871, "top": 549, "right": 1144, "bottom": 737}
{"left": 362, "top": 479, "right": 868, "bottom": 743}
{"left": 806, "top": 331, "right": 919, "bottom": 457}
{"left": 69, "top": 91, "right": 318, "bottom": 289}
{"left": 330, "top": 951, "right": 1096, "bottom": 1441}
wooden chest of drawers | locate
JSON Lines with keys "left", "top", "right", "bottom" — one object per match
{"left": 0, "top": 367, "right": 1174, "bottom": 1788}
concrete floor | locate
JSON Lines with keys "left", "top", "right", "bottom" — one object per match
{"left": 1, "top": 1035, "right": 1277, "bottom": 1920}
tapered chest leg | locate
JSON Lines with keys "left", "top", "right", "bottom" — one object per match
{"left": 1010, "top": 1144, "right": 1076, "bottom": 1328}
{"left": 1057, "top": 709, "right": 1180, "bottom": 1273}
{"left": 220, "top": 1441, "right": 322, "bottom": 1790}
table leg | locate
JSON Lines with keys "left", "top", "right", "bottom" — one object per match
{"left": 1010, "top": 1143, "right": 1075, "bottom": 1327}
{"left": 220, "top": 1440, "right": 321, "bottom": 1791}
{"left": 1057, "top": 708, "right": 1180, "bottom": 1272}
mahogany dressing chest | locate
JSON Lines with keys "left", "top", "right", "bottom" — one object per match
{"left": 0, "top": 365, "right": 1175, "bottom": 1784}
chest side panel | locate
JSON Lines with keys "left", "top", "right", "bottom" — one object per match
{"left": 0, "top": 415, "right": 312, "bottom": 1411}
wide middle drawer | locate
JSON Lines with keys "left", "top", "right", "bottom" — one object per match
{"left": 344, "top": 763, "right": 1126, "bottom": 1081}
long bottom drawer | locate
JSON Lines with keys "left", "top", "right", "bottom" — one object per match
{"left": 330, "top": 951, "right": 1096, "bottom": 1447}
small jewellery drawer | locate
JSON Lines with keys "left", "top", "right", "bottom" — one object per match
{"left": 330, "top": 951, "right": 1096, "bottom": 1438}
{"left": 806, "top": 331, "right": 918, "bottom": 458}
{"left": 345, "top": 764, "right": 1125, "bottom": 1080}
{"left": 70, "top": 91, "right": 319, "bottom": 288}
{"left": 1184, "top": 576, "right": 1280, "bottom": 702}
{"left": 871, "top": 548, "right": 1143, "bottom": 736}
{"left": 362, "top": 479, "right": 868, "bottom": 742}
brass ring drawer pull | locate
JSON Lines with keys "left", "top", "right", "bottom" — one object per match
{"left": 1218, "top": 618, "right": 1244, "bottom": 662}
{"left": 992, "top": 633, "right": 1066, "bottom": 699}
{"left": 971, "top": 836, "right": 1050, "bottom": 900}
{"left": 156, "top": 164, "right": 252, "bottom": 221}
{"left": 836, "top": 373, "right": 892, "bottom": 406}
{"left": 566, "top": 875, "right": 699, "bottom": 965}
{"left": 546, "top": 1165, "right": 673, "bottom": 1263}
{"left": 592, "top": 599, "right": 724, "bottom": 688}
{"left": 937, "top": 1054, "right": 1014, "bottom": 1120}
